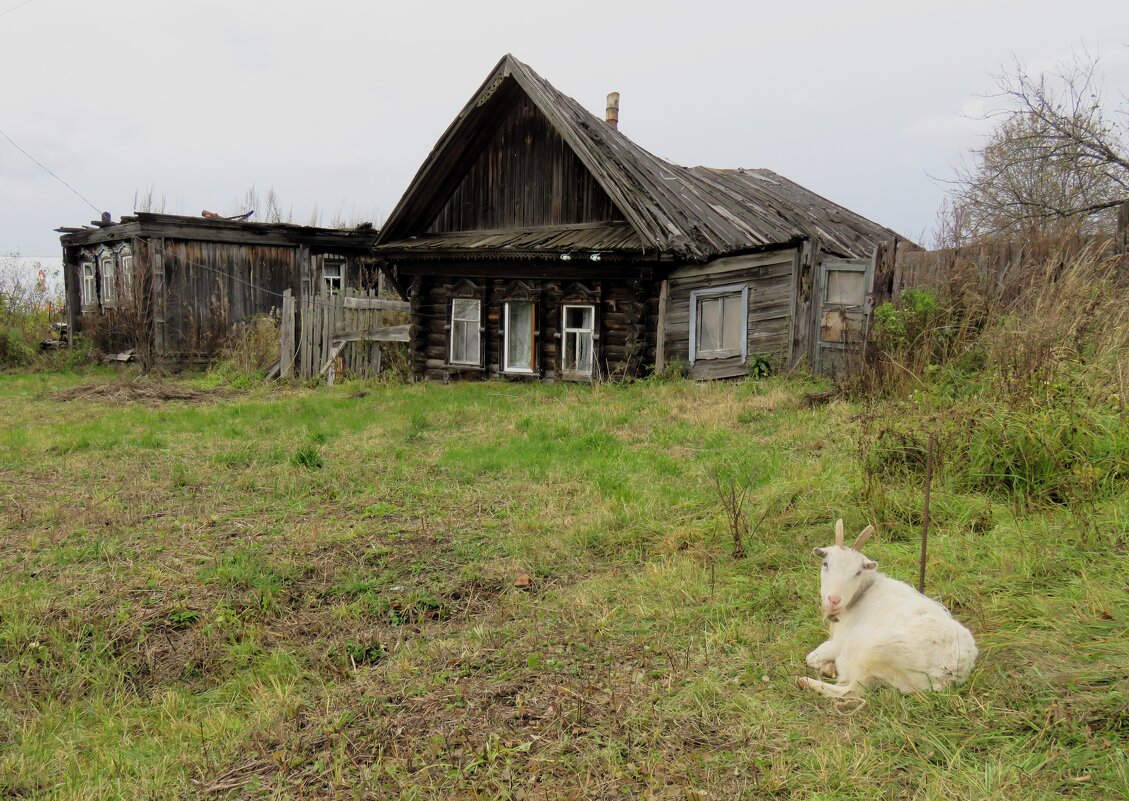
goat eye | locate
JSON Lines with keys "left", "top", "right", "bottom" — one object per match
{"left": 822, "top": 563, "right": 828, "bottom": 570}
{"left": 854, "top": 569, "right": 862, "bottom": 576}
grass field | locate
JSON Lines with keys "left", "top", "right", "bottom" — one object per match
{"left": 0, "top": 370, "right": 1125, "bottom": 800}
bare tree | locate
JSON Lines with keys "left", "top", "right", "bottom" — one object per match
{"left": 943, "top": 50, "right": 1129, "bottom": 244}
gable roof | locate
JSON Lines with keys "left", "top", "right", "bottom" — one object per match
{"left": 376, "top": 54, "right": 902, "bottom": 262}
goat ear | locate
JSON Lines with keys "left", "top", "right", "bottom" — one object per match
{"left": 834, "top": 519, "right": 844, "bottom": 547}
{"left": 862, "top": 559, "right": 877, "bottom": 570}
{"left": 812, "top": 547, "right": 827, "bottom": 558}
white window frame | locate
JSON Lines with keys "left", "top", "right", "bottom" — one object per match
{"left": 80, "top": 260, "right": 97, "bottom": 307}
{"left": 560, "top": 304, "right": 596, "bottom": 377}
{"left": 503, "top": 300, "right": 537, "bottom": 374}
{"left": 448, "top": 297, "right": 482, "bottom": 366}
{"left": 689, "top": 283, "right": 748, "bottom": 365}
{"left": 99, "top": 250, "right": 116, "bottom": 306}
{"left": 322, "top": 259, "right": 345, "bottom": 294}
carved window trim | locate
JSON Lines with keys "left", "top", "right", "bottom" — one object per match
{"left": 98, "top": 246, "right": 116, "bottom": 307}
{"left": 116, "top": 243, "right": 134, "bottom": 304}
{"left": 79, "top": 252, "right": 97, "bottom": 310}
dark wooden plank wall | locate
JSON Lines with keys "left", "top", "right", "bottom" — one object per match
{"left": 662, "top": 250, "right": 798, "bottom": 379}
{"left": 161, "top": 240, "right": 298, "bottom": 354}
{"left": 410, "top": 274, "right": 649, "bottom": 382}
{"left": 428, "top": 92, "right": 626, "bottom": 233}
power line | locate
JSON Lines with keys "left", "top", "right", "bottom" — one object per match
{"left": 0, "top": 124, "right": 102, "bottom": 214}
{"left": 0, "top": 0, "right": 41, "bottom": 20}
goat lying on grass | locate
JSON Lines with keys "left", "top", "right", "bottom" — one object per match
{"left": 798, "top": 520, "right": 978, "bottom": 698}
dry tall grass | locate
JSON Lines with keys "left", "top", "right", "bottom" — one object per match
{"left": 858, "top": 235, "right": 1128, "bottom": 402}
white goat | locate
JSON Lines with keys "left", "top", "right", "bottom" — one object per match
{"left": 798, "top": 519, "right": 978, "bottom": 698}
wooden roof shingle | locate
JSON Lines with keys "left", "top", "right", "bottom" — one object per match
{"left": 376, "top": 55, "right": 903, "bottom": 261}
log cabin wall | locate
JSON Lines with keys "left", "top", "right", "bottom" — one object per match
{"left": 409, "top": 269, "right": 651, "bottom": 383}
{"left": 661, "top": 248, "right": 799, "bottom": 380}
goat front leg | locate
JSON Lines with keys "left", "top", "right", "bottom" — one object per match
{"left": 796, "top": 676, "right": 858, "bottom": 698}
{"left": 806, "top": 639, "right": 840, "bottom": 676}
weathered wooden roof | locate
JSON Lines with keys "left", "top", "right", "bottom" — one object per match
{"left": 376, "top": 54, "right": 903, "bottom": 262}
{"left": 58, "top": 212, "right": 379, "bottom": 252}
{"left": 380, "top": 222, "right": 642, "bottom": 259}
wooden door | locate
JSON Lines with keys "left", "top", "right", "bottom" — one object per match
{"left": 815, "top": 257, "right": 873, "bottom": 376}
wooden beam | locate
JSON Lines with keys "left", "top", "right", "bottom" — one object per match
{"left": 341, "top": 296, "right": 410, "bottom": 312}
{"left": 280, "top": 289, "right": 295, "bottom": 378}
{"left": 333, "top": 325, "right": 410, "bottom": 343}
{"left": 655, "top": 278, "right": 669, "bottom": 373}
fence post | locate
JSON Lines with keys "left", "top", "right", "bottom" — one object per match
{"left": 373, "top": 278, "right": 383, "bottom": 377}
{"left": 1118, "top": 199, "right": 1129, "bottom": 255}
{"left": 280, "top": 289, "right": 295, "bottom": 379}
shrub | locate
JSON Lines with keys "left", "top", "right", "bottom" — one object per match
{"left": 0, "top": 255, "right": 63, "bottom": 369}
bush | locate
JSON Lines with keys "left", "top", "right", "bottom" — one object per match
{"left": 0, "top": 255, "right": 66, "bottom": 369}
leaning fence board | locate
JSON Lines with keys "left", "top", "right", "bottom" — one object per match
{"left": 321, "top": 340, "right": 346, "bottom": 382}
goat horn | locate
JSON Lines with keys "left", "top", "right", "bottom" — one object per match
{"left": 853, "top": 525, "right": 875, "bottom": 551}
{"left": 834, "top": 519, "right": 844, "bottom": 547}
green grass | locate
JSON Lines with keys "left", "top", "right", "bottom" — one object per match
{"left": 0, "top": 372, "right": 1125, "bottom": 800}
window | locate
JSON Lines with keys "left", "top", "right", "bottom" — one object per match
{"left": 825, "top": 269, "right": 865, "bottom": 306}
{"left": 80, "top": 261, "right": 96, "bottom": 307}
{"left": 119, "top": 248, "right": 134, "bottom": 301}
{"left": 100, "top": 252, "right": 116, "bottom": 305}
{"left": 322, "top": 260, "right": 344, "bottom": 294}
{"left": 689, "top": 284, "right": 748, "bottom": 364}
{"left": 503, "top": 301, "right": 536, "bottom": 373}
{"left": 449, "top": 298, "right": 481, "bottom": 365}
{"left": 561, "top": 304, "right": 595, "bottom": 376}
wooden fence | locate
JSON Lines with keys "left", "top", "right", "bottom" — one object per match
{"left": 873, "top": 228, "right": 1128, "bottom": 308}
{"left": 279, "top": 287, "right": 410, "bottom": 382}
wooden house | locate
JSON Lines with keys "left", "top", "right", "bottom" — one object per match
{"left": 373, "top": 55, "right": 908, "bottom": 381}
{"left": 58, "top": 213, "right": 378, "bottom": 365}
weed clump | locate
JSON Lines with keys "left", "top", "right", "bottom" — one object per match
{"left": 291, "top": 444, "right": 323, "bottom": 470}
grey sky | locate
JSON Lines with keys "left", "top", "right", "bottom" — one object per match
{"left": 2, "top": 0, "right": 1127, "bottom": 257}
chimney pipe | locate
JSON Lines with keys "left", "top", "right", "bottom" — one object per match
{"left": 606, "top": 92, "right": 620, "bottom": 130}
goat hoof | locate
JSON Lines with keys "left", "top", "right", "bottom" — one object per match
{"left": 820, "top": 662, "right": 838, "bottom": 678}
{"left": 796, "top": 676, "right": 813, "bottom": 690}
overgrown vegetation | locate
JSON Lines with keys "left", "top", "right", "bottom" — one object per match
{"left": 0, "top": 357, "right": 1124, "bottom": 798}
{"left": 0, "top": 254, "right": 74, "bottom": 369}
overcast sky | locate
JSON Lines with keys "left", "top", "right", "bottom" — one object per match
{"left": 1, "top": 0, "right": 1127, "bottom": 257}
